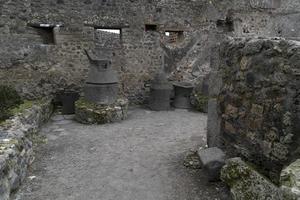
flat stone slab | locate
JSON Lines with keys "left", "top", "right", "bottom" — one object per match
{"left": 75, "top": 98, "right": 129, "bottom": 124}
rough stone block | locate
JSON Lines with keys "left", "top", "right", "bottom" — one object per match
{"left": 280, "top": 159, "right": 300, "bottom": 199}
{"left": 221, "top": 157, "right": 283, "bottom": 200}
{"left": 198, "top": 147, "right": 225, "bottom": 181}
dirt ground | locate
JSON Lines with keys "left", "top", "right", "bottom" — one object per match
{"left": 15, "top": 107, "right": 230, "bottom": 200}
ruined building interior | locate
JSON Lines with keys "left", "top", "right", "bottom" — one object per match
{"left": 0, "top": 0, "right": 299, "bottom": 199}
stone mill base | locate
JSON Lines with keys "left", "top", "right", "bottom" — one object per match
{"left": 75, "top": 98, "right": 129, "bottom": 124}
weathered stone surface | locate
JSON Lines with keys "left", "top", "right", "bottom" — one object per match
{"left": 1, "top": 0, "right": 299, "bottom": 103}
{"left": 191, "top": 75, "right": 209, "bottom": 113}
{"left": 280, "top": 159, "right": 300, "bottom": 200}
{"left": 249, "top": 0, "right": 281, "bottom": 9}
{"left": 0, "top": 99, "right": 53, "bottom": 200}
{"left": 198, "top": 147, "right": 225, "bottom": 181}
{"left": 221, "top": 157, "right": 283, "bottom": 200}
{"left": 75, "top": 98, "right": 128, "bottom": 125}
{"left": 214, "top": 38, "right": 300, "bottom": 183}
{"left": 207, "top": 99, "right": 222, "bottom": 147}
{"left": 208, "top": 71, "right": 223, "bottom": 98}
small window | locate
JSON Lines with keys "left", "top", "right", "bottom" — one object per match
{"left": 31, "top": 24, "right": 55, "bottom": 44}
{"left": 216, "top": 17, "right": 234, "bottom": 32}
{"left": 96, "top": 28, "right": 121, "bottom": 35}
{"left": 145, "top": 24, "right": 157, "bottom": 31}
{"left": 94, "top": 28, "right": 122, "bottom": 48}
{"left": 165, "top": 31, "right": 184, "bottom": 43}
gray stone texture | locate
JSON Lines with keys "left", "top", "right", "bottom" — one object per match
{"left": 0, "top": 99, "right": 53, "bottom": 200}
{"left": 280, "top": 159, "right": 300, "bottom": 199}
{"left": 198, "top": 147, "right": 225, "bottom": 181}
{"left": 215, "top": 38, "right": 300, "bottom": 183}
{"left": 221, "top": 157, "right": 284, "bottom": 200}
{"left": 207, "top": 99, "right": 222, "bottom": 148}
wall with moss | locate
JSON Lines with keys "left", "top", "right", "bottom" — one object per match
{"left": 0, "top": 99, "right": 53, "bottom": 200}
{"left": 209, "top": 38, "right": 300, "bottom": 183}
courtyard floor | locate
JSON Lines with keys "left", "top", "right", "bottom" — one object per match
{"left": 15, "top": 107, "right": 229, "bottom": 200}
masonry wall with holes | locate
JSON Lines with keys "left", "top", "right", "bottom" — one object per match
{"left": 0, "top": 0, "right": 299, "bottom": 102}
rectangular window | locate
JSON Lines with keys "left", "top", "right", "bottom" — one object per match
{"left": 165, "top": 31, "right": 184, "bottom": 43}
{"left": 31, "top": 24, "right": 55, "bottom": 44}
{"left": 216, "top": 17, "right": 234, "bottom": 32}
{"left": 94, "top": 28, "right": 122, "bottom": 48}
{"left": 145, "top": 24, "right": 158, "bottom": 31}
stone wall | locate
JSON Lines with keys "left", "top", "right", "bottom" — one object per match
{"left": 0, "top": 0, "right": 299, "bottom": 103}
{"left": 0, "top": 99, "right": 53, "bottom": 200}
{"left": 208, "top": 37, "right": 300, "bottom": 183}
{"left": 0, "top": 0, "right": 212, "bottom": 103}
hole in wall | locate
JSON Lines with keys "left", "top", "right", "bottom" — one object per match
{"left": 164, "top": 30, "right": 184, "bottom": 43}
{"left": 145, "top": 24, "right": 158, "bottom": 31}
{"left": 94, "top": 27, "right": 122, "bottom": 48}
{"left": 216, "top": 17, "right": 234, "bottom": 32}
{"left": 30, "top": 24, "right": 55, "bottom": 44}
{"left": 96, "top": 28, "right": 121, "bottom": 35}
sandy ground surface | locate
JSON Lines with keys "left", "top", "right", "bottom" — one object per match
{"left": 15, "top": 107, "right": 230, "bottom": 200}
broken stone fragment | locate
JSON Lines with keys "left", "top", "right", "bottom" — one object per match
{"left": 198, "top": 147, "right": 225, "bottom": 181}
{"left": 280, "top": 159, "right": 300, "bottom": 200}
{"left": 221, "top": 157, "right": 283, "bottom": 200}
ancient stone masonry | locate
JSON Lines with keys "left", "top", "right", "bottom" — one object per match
{"left": 0, "top": 0, "right": 211, "bottom": 103}
{"left": 0, "top": 99, "right": 53, "bottom": 200}
{"left": 1, "top": 0, "right": 299, "bottom": 103}
{"left": 210, "top": 37, "right": 300, "bottom": 183}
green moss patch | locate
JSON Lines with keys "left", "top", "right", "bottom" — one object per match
{"left": 75, "top": 98, "right": 129, "bottom": 125}
{"left": 0, "top": 85, "right": 23, "bottom": 122}
{"left": 0, "top": 100, "right": 44, "bottom": 125}
{"left": 193, "top": 93, "right": 209, "bottom": 113}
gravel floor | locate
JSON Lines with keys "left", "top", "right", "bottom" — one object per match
{"left": 15, "top": 107, "right": 230, "bottom": 200}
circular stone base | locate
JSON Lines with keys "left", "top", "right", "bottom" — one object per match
{"left": 75, "top": 98, "right": 129, "bottom": 124}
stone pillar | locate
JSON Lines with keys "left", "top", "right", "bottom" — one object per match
{"left": 207, "top": 43, "right": 223, "bottom": 148}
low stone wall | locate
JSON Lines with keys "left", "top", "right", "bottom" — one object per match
{"left": 0, "top": 99, "right": 53, "bottom": 200}
{"left": 208, "top": 37, "right": 300, "bottom": 183}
